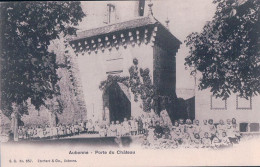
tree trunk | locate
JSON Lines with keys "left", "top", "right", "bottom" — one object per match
{"left": 49, "top": 112, "right": 57, "bottom": 127}
{"left": 11, "top": 106, "right": 19, "bottom": 142}
{"left": 0, "top": 111, "right": 2, "bottom": 135}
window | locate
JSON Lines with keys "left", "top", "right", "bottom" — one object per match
{"left": 105, "top": 51, "right": 123, "bottom": 74}
{"left": 210, "top": 95, "right": 227, "bottom": 110}
{"left": 138, "top": 0, "right": 145, "bottom": 16}
{"left": 240, "top": 123, "right": 248, "bottom": 132}
{"left": 104, "top": 4, "right": 116, "bottom": 24}
{"left": 236, "top": 95, "right": 252, "bottom": 110}
{"left": 250, "top": 123, "right": 259, "bottom": 132}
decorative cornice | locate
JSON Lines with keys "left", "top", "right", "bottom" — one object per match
{"left": 69, "top": 16, "right": 181, "bottom": 55}
{"left": 70, "top": 26, "right": 156, "bottom": 55}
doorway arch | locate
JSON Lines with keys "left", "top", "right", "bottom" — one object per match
{"left": 103, "top": 82, "right": 131, "bottom": 123}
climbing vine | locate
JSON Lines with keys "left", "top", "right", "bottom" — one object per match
{"left": 99, "top": 75, "right": 129, "bottom": 91}
{"left": 100, "top": 58, "right": 175, "bottom": 114}
{"left": 129, "top": 58, "right": 155, "bottom": 112}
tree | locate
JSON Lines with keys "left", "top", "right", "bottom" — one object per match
{"left": 0, "top": 2, "right": 85, "bottom": 118}
{"left": 185, "top": 0, "right": 260, "bottom": 99}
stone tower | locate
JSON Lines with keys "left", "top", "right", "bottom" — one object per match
{"left": 69, "top": 1, "right": 181, "bottom": 123}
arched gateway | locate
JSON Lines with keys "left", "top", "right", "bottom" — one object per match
{"left": 102, "top": 82, "right": 131, "bottom": 123}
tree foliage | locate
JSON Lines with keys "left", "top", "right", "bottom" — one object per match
{"left": 185, "top": 0, "right": 260, "bottom": 99}
{"left": 0, "top": 2, "right": 85, "bottom": 117}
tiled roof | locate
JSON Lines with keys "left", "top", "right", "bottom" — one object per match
{"left": 71, "top": 16, "right": 157, "bottom": 41}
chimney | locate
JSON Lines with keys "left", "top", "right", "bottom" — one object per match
{"left": 135, "top": 0, "right": 145, "bottom": 17}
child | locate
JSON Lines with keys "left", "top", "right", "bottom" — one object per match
{"left": 79, "top": 121, "right": 85, "bottom": 133}
{"left": 182, "top": 132, "right": 192, "bottom": 148}
{"left": 217, "top": 119, "right": 226, "bottom": 138}
{"left": 141, "top": 135, "right": 151, "bottom": 149}
{"left": 93, "top": 121, "right": 100, "bottom": 134}
{"left": 232, "top": 123, "right": 241, "bottom": 141}
{"left": 201, "top": 132, "right": 211, "bottom": 148}
{"left": 201, "top": 119, "right": 210, "bottom": 137}
{"left": 85, "top": 120, "right": 89, "bottom": 132}
{"left": 58, "top": 124, "right": 64, "bottom": 136}
{"left": 18, "top": 126, "right": 24, "bottom": 140}
{"left": 70, "top": 124, "right": 75, "bottom": 135}
{"left": 22, "top": 127, "right": 28, "bottom": 139}
{"left": 193, "top": 120, "right": 202, "bottom": 135}
{"left": 172, "top": 120, "right": 181, "bottom": 132}
{"left": 109, "top": 121, "right": 117, "bottom": 137}
{"left": 208, "top": 119, "right": 217, "bottom": 139}
{"left": 211, "top": 134, "right": 221, "bottom": 148}
{"left": 145, "top": 114, "right": 152, "bottom": 128}
{"left": 191, "top": 133, "right": 201, "bottom": 148}
{"left": 74, "top": 123, "right": 79, "bottom": 135}
{"left": 122, "top": 118, "right": 130, "bottom": 136}
{"left": 45, "top": 125, "right": 51, "bottom": 138}
{"left": 178, "top": 119, "right": 185, "bottom": 133}
{"left": 163, "top": 126, "right": 171, "bottom": 139}
{"left": 115, "top": 120, "right": 121, "bottom": 137}
{"left": 137, "top": 116, "right": 144, "bottom": 135}
{"left": 231, "top": 118, "right": 237, "bottom": 126}
{"left": 154, "top": 121, "right": 164, "bottom": 139}
{"left": 37, "top": 126, "right": 44, "bottom": 139}
{"left": 133, "top": 118, "right": 138, "bottom": 135}
{"left": 105, "top": 123, "right": 110, "bottom": 136}
{"left": 27, "top": 127, "right": 33, "bottom": 139}
{"left": 87, "top": 119, "right": 94, "bottom": 134}
{"left": 185, "top": 119, "right": 194, "bottom": 138}
{"left": 66, "top": 124, "right": 72, "bottom": 136}
{"left": 159, "top": 117, "right": 165, "bottom": 127}
{"left": 99, "top": 125, "right": 106, "bottom": 137}
{"left": 219, "top": 131, "right": 231, "bottom": 147}
{"left": 33, "top": 127, "right": 38, "bottom": 138}
{"left": 129, "top": 117, "right": 136, "bottom": 135}
{"left": 226, "top": 119, "right": 233, "bottom": 137}
{"left": 151, "top": 116, "right": 156, "bottom": 127}
{"left": 171, "top": 128, "right": 183, "bottom": 145}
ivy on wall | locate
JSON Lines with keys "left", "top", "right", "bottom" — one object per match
{"left": 99, "top": 75, "right": 130, "bottom": 92}
{"left": 100, "top": 58, "right": 176, "bottom": 114}
{"left": 129, "top": 58, "right": 155, "bottom": 112}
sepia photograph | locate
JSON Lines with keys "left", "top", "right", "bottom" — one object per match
{"left": 0, "top": 0, "right": 259, "bottom": 166}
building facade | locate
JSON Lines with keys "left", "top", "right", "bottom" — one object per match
{"left": 0, "top": 1, "right": 182, "bottom": 135}
{"left": 69, "top": 0, "right": 181, "bottom": 124}
{"left": 195, "top": 74, "right": 260, "bottom": 132}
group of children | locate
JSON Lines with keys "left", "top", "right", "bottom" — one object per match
{"left": 17, "top": 115, "right": 242, "bottom": 149}
{"left": 17, "top": 116, "right": 148, "bottom": 140}
{"left": 18, "top": 121, "right": 88, "bottom": 140}
{"left": 142, "top": 118, "right": 241, "bottom": 149}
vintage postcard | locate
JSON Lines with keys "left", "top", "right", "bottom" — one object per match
{"left": 0, "top": 0, "right": 260, "bottom": 166}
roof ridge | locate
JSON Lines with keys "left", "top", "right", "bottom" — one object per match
{"left": 72, "top": 16, "right": 158, "bottom": 41}
{"left": 77, "top": 16, "right": 156, "bottom": 34}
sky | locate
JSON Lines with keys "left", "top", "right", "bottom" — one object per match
{"left": 151, "top": 0, "right": 217, "bottom": 89}
{"left": 77, "top": 0, "right": 217, "bottom": 89}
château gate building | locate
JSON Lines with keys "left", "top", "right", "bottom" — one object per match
{"left": 0, "top": 0, "right": 183, "bottom": 135}
{"left": 69, "top": 0, "right": 181, "bottom": 124}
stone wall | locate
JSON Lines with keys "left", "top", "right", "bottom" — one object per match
{"left": 153, "top": 43, "right": 178, "bottom": 121}
{"left": 153, "top": 44, "right": 176, "bottom": 97}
